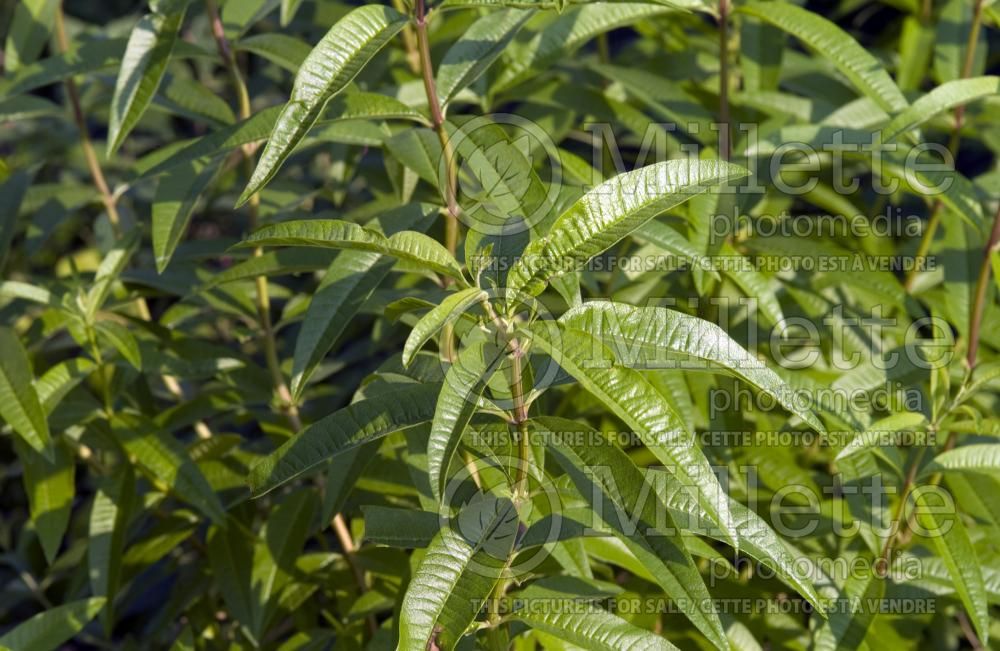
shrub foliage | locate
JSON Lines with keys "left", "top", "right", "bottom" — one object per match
{"left": 1, "top": 0, "right": 1000, "bottom": 649}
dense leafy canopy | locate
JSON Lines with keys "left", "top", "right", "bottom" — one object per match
{"left": 2, "top": 0, "right": 1000, "bottom": 650}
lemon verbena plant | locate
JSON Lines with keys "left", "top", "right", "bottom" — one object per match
{"left": 1, "top": 0, "right": 1000, "bottom": 650}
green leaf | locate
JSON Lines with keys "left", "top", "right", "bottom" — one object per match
{"left": 248, "top": 383, "right": 441, "bottom": 496}
{"left": 318, "top": 91, "right": 430, "bottom": 126}
{"left": 3, "top": 0, "right": 58, "bottom": 72}
{"left": 246, "top": 491, "right": 318, "bottom": 638}
{"left": 533, "top": 416, "right": 728, "bottom": 649}
{"left": 0, "top": 38, "right": 125, "bottom": 99}
{"left": 921, "top": 444, "right": 1000, "bottom": 478}
{"left": 152, "top": 157, "right": 220, "bottom": 271}
{"left": 740, "top": 16, "right": 783, "bottom": 92}
{"left": 37, "top": 358, "right": 96, "bottom": 413}
{"left": 108, "top": 9, "right": 186, "bottom": 154}
{"left": 0, "top": 169, "right": 33, "bottom": 273}
{"left": 934, "top": 0, "right": 986, "bottom": 83}
{"left": 0, "top": 95, "right": 61, "bottom": 121}
{"left": 203, "top": 248, "right": 335, "bottom": 287}
{"left": 398, "top": 492, "right": 518, "bottom": 650}
{"left": 14, "top": 438, "right": 74, "bottom": 564}
{"left": 511, "top": 604, "right": 681, "bottom": 651}
{"left": 495, "top": 3, "right": 673, "bottom": 92}
{"left": 0, "top": 598, "right": 106, "bottom": 651}
{"left": 237, "top": 219, "right": 467, "bottom": 285}
{"left": 506, "top": 160, "right": 747, "bottom": 296}
{"left": 280, "top": 0, "right": 306, "bottom": 26}
{"left": 403, "top": 288, "right": 487, "bottom": 367}
{"left": 290, "top": 204, "right": 438, "bottom": 399}
{"left": 237, "top": 5, "right": 409, "bottom": 204}
{"left": 95, "top": 320, "right": 143, "bottom": 370}
{"left": 882, "top": 76, "right": 1000, "bottom": 142}
{"left": 836, "top": 412, "right": 929, "bottom": 461}
{"left": 237, "top": 33, "right": 311, "bottom": 71}
{"left": 525, "top": 321, "right": 738, "bottom": 550}
{"left": 646, "top": 467, "right": 826, "bottom": 613}
{"left": 137, "top": 106, "right": 282, "bottom": 177}
{"left": 427, "top": 340, "right": 507, "bottom": 501}
{"left": 86, "top": 233, "right": 137, "bottom": 318}
{"left": 437, "top": 8, "right": 534, "bottom": 106}
{"left": 911, "top": 485, "right": 989, "bottom": 644}
{"left": 632, "top": 219, "right": 712, "bottom": 275}
{"left": 88, "top": 466, "right": 135, "bottom": 633}
{"left": 207, "top": 521, "right": 257, "bottom": 642}
{"left": 0, "top": 326, "right": 51, "bottom": 456}
{"left": 362, "top": 506, "right": 441, "bottom": 548}
{"left": 737, "top": 2, "right": 908, "bottom": 113}
{"left": 560, "top": 301, "right": 824, "bottom": 431}
{"left": 113, "top": 414, "right": 227, "bottom": 524}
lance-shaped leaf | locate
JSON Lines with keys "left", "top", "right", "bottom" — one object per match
{"left": 108, "top": 8, "right": 186, "bottom": 154}
{"left": 237, "top": 5, "right": 409, "bottom": 204}
{"left": 403, "top": 288, "right": 487, "bottom": 367}
{"left": 0, "top": 598, "right": 105, "bottom": 651}
{"left": 14, "top": 438, "right": 74, "bottom": 564}
{"left": 4, "top": 0, "right": 58, "bottom": 73}
{"left": 88, "top": 466, "right": 135, "bottom": 634}
{"left": 398, "top": 492, "right": 519, "bottom": 650}
{"left": 428, "top": 340, "right": 507, "bottom": 501}
{"left": 645, "top": 468, "right": 826, "bottom": 612}
{"left": 0, "top": 327, "right": 51, "bottom": 456}
{"left": 152, "top": 157, "right": 221, "bottom": 272}
{"left": 911, "top": 485, "right": 989, "bottom": 644}
{"left": 561, "top": 301, "right": 824, "bottom": 432}
{"left": 362, "top": 506, "right": 441, "bottom": 548}
{"left": 137, "top": 105, "right": 282, "bottom": 177}
{"left": 737, "top": 2, "right": 907, "bottom": 113}
{"left": 113, "top": 414, "right": 226, "bottom": 525}
{"left": 495, "top": 3, "right": 673, "bottom": 92}
{"left": 0, "top": 169, "right": 32, "bottom": 273}
{"left": 236, "top": 219, "right": 467, "bottom": 285}
{"left": 0, "top": 38, "right": 125, "bottom": 99}
{"left": 921, "top": 444, "right": 1000, "bottom": 478}
{"left": 437, "top": 8, "right": 534, "bottom": 106}
{"left": 882, "top": 76, "right": 1000, "bottom": 142}
{"left": 511, "top": 605, "right": 681, "bottom": 651}
{"left": 290, "top": 204, "right": 438, "bottom": 399}
{"left": 533, "top": 416, "right": 728, "bottom": 649}
{"left": 506, "top": 160, "right": 748, "bottom": 296}
{"left": 525, "top": 321, "right": 738, "bottom": 550}
{"left": 836, "top": 412, "right": 928, "bottom": 461}
{"left": 813, "top": 563, "right": 883, "bottom": 651}
{"left": 37, "top": 358, "right": 96, "bottom": 413}
{"left": 248, "top": 382, "right": 441, "bottom": 496}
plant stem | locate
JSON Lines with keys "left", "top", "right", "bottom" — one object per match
{"left": 57, "top": 2, "right": 202, "bottom": 424}
{"left": 905, "top": 0, "right": 984, "bottom": 292}
{"left": 875, "top": 445, "right": 926, "bottom": 574}
{"left": 204, "top": 0, "right": 299, "bottom": 423}
{"left": 947, "top": 0, "right": 985, "bottom": 156}
{"left": 414, "top": 0, "right": 459, "bottom": 258}
{"left": 510, "top": 350, "right": 531, "bottom": 498}
{"left": 966, "top": 202, "right": 1000, "bottom": 367}
{"left": 717, "top": 0, "right": 731, "bottom": 161}
{"left": 202, "top": 4, "right": 371, "bottom": 634}
{"left": 54, "top": 4, "right": 122, "bottom": 238}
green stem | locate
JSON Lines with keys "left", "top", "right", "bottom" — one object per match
{"left": 875, "top": 445, "right": 926, "bottom": 574}
{"left": 204, "top": 0, "right": 300, "bottom": 423}
{"left": 718, "top": 0, "right": 731, "bottom": 161}
{"left": 967, "top": 203, "right": 1000, "bottom": 367}
{"left": 414, "top": 0, "right": 459, "bottom": 258}
{"left": 906, "top": 0, "right": 985, "bottom": 292}
{"left": 55, "top": 4, "right": 122, "bottom": 238}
